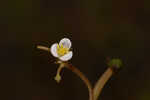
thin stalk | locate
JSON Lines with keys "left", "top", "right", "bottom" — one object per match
{"left": 93, "top": 67, "right": 113, "bottom": 100}
{"left": 64, "top": 63, "right": 94, "bottom": 100}
{"left": 37, "top": 45, "right": 50, "bottom": 52}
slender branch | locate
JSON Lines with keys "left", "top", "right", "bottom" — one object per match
{"left": 93, "top": 67, "right": 113, "bottom": 100}
{"left": 37, "top": 45, "right": 50, "bottom": 52}
{"left": 65, "top": 63, "right": 94, "bottom": 100}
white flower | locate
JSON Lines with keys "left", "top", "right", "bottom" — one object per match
{"left": 50, "top": 38, "right": 73, "bottom": 61}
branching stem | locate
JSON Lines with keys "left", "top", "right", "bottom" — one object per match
{"left": 37, "top": 45, "right": 116, "bottom": 100}
{"left": 37, "top": 45, "right": 94, "bottom": 100}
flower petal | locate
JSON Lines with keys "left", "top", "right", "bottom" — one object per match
{"left": 50, "top": 43, "right": 59, "bottom": 57}
{"left": 59, "top": 38, "right": 72, "bottom": 49}
{"left": 59, "top": 51, "right": 73, "bottom": 61}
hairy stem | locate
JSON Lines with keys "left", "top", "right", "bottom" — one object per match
{"left": 93, "top": 68, "right": 113, "bottom": 100}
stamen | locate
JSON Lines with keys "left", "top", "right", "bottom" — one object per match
{"left": 57, "top": 44, "right": 69, "bottom": 56}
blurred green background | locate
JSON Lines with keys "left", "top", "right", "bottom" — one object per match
{"left": 0, "top": 0, "right": 150, "bottom": 100}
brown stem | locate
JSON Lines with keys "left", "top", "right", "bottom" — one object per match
{"left": 65, "top": 63, "right": 94, "bottom": 100}
{"left": 93, "top": 67, "right": 113, "bottom": 100}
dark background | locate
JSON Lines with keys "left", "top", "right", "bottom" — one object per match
{"left": 0, "top": 0, "right": 150, "bottom": 100}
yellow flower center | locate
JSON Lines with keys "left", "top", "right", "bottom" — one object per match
{"left": 57, "top": 44, "right": 69, "bottom": 56}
